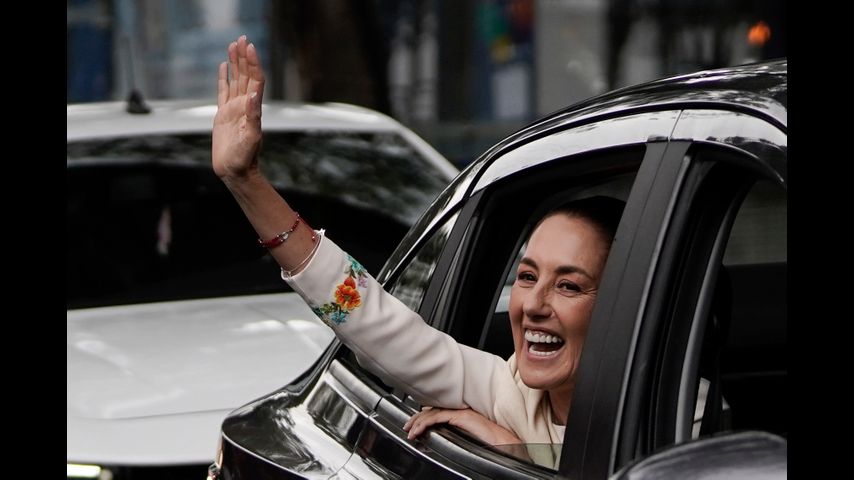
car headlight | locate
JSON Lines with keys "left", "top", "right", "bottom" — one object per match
{"left": 66, "top": 463, "right": 113, "bottom": 480}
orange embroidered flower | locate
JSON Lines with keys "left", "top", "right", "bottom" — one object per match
{"left": 334, "top": 276, "right": 362, "bottom": 310}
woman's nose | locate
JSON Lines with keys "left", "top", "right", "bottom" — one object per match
{"left": 522, "top": 284, "right": 552, "bottom": 319}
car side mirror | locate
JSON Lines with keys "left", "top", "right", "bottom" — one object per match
{"left": 610, "top": 431, "right": 786, "bottom": 480}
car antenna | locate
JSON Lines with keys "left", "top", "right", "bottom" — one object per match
{"left": 121, "top": 33, "right": 151, "bottom": 114}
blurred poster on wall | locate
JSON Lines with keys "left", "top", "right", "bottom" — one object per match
{"left": 474, "top": 0, "right": 534, "bottom": 121}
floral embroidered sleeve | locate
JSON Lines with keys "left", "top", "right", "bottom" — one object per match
{"left": 310, "top": 254, "right": 368, "bottom": 325}
{"left": 282, "top": 235, "right": 510, "bottom": 416}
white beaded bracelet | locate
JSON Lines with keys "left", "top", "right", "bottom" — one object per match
{"left": 281, "top": 229, "right": 325, "bottom": 278}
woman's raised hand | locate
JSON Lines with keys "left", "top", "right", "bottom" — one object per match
{"left": 212, "top": 35, "right": 266, "bottom": 180}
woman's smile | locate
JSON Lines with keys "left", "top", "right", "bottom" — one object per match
{"left": 524, "top": 328, "right": 565, "bottom": 358}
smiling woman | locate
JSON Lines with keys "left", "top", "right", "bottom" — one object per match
{"left": 393, "top": 196, "right": 625, "bottom": 455}
{"left": 509, "top": 198, "right": 623, "bottom": 425}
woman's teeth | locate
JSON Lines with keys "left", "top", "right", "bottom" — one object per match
{"left": 524, "top": 329, "right": 564, "bottom": 344}
{"left": 525, "top": 329, "right": 565, "bottom": 356}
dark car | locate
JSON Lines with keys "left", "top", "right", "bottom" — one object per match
{"left": 210, "top": 60, "right": 786, "bottom": 479}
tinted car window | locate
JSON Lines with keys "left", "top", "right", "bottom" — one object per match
{"left": 66, "top": 161, "right": 267, "bottom": 309}
{"left": 67, "top": 132, "right": 448, "bottom": 309}
{"left": 693, "top": 178, "right": 787, "bottom": 439}
{"left": 389, "top": 212, "right": 459, "bottom": 312}
{"left": 722, "top": 180, "right": 787, "bottom": 266}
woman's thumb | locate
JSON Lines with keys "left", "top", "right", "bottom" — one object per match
{"left": 248, "top": 91, "right": 262, "bottom": 120}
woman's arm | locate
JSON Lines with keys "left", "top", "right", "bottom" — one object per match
{"left": 285, "top": 237, "right": 509, "bottom": 415}
{"left": 214, "top": 36, "right": 511, "bottom": 421}
{"left": 212, "top": 35, "right": 316, "bottom": 275}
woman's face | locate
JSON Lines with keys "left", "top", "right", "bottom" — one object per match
{"left": 509, "top": 214, "right": 610, "bottom": 393}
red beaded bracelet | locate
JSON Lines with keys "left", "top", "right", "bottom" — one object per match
{"left": 258, "top": 213, "right": 302, "bottom": 249}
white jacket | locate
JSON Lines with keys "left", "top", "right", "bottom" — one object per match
{"left": 284, "top": 235, "right": 566, "bottom": 446}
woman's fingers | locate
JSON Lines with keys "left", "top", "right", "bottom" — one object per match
{"left": 402, "top": 407, "right": 521, "bottom": 445}
{"left": 217, "top": 62, "right": 228, "bottom": 108}
{"left": 222, "top": 36, "right": 263, "bottom": 114}
{"left": 227, "top": 41, "right": 239, "bottom": 100}
{"left": 403, "top": 406, "right": 434, "bottom": 431}
{"left": 245, "top": 91, "right": 261, "bottom": 130}
{"left": 404, "top": 408, "right": 455, "bottom": 440}
{"left": 237, "top": 35, "right": 250, "bottom": 96}
{"left": 246, "top": 42, "right": 266, "bottom": 105}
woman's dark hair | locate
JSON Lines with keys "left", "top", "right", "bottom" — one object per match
{"left": 540, "top": 196, "right": 626, "bottom": 245}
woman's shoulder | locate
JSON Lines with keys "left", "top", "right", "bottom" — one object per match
{"left": 494, "top": 353, "right": 544, "bottom": 403}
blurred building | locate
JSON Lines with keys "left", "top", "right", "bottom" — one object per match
{"left": 67, "top": 0, "right": 785, "bottom": 166}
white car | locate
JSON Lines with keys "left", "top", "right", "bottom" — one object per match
{"left": 67, "top": 99, "right": 457, "bottom": 479}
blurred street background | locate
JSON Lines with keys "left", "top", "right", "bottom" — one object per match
{"left": 67, "top": 0, "right": 785, "bottom": 167}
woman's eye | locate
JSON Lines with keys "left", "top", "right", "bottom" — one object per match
{"left": 558, "top": 281, "right": 581, "bottom": 292}
{"left": 517, "top": 272, "right": 536, "bottom": 283}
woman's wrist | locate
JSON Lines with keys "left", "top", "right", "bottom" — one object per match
{"left": 493, "top": 428, "right": 522, "bottom": 445}
{"left": 221, "top": 165, "right": 265, "bottom": 191}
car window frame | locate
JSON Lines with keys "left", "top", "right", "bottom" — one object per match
{"left": 631, "top": 153, "right": 758, "bottom": 453}
{"left": 563, "top": 109, "right": 786, "bottom": 479}
{"left": 560, "top": 139, "right": 691, "bottom": 478}
{"left": 645, "top": 146, "right": 788, "bottom": 449}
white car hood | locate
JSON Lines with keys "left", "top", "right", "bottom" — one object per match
{"left": 67, "top": 293, "right": 335, "bottom": 465}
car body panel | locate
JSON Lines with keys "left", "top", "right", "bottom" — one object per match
{"left": 610, "top": 431, "right": 786, "bottom": 480}
{"left": 220, "top": 359, "right": 376, "bottom": 478}
{"left": 68, "top": 408, "right": 231, "bottom": 465}
{"left": 67, "top": 293, "right": 334, "bottom": 464}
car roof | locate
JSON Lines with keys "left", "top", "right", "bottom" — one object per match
{"left": 67, "top": 99, "right": 408, "bottom": 141}
{"left": 473, "top": 59, "right": 787, "bottom": 189}
{"left": 479, "top": 60, "right": 787, "bottom": 170}
{"left": 559, "top": 59, "right": 786, "bottom": 122}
